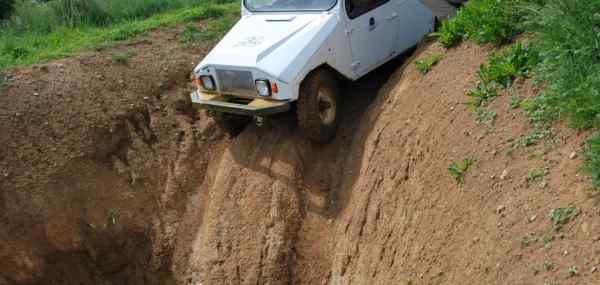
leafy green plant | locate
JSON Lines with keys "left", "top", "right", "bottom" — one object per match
{"left": 567, "top": 266, "right": 578, "bottom": 277}
{"left": 549, "top": 206, "right": 578, "bottom": 232}
{"left": 448, "top": 158, "right": 475, "bottom": 183}
{"left": 527, "top": 166, "right": 549, "bottom": 184}
{"left": 432, "top": 0, "right": 520, "bottom": 47}
{"left": 479, "top": 43, "right": 539, "bottom": 88}
{"left": 431, "top": 17, "right": 464, "bottom": 47}
{"left": 415, "top": 53, "right": 444, "bottom": 75}
{"left": 467, "top": 43, "right": 538, "bottom": 108}
{"left": 519, "top": 127, "right": 552, "bottom": 147}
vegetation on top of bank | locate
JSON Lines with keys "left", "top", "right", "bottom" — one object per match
{"left": 0, "top": 0, "right": 238, "bottom": 70}
{"left": 434, "top": 0, "right": 600, "bottom": 187}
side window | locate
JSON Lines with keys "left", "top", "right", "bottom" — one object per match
{"left": 345, "top": 0, "right": 389, "bottom": 19}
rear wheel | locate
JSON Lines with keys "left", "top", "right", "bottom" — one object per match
{"left": 297, "top": 69, "right": 339, "bottom": 143}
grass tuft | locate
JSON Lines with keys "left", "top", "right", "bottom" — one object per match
{"left": 415, "top": 53, "right": 444, "bottom": 75}
{"left": 549, "top": 206, "right": 578, "bottom": 232}
{"left": 448, "top": 158, "right": 475, "bottom": 183}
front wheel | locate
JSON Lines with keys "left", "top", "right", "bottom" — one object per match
{"left": 297, "top": 69, "right": 339, "bottom": 143}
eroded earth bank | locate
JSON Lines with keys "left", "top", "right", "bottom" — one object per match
{"left": 1, "top": 27, "right": 599, "bottom": 285}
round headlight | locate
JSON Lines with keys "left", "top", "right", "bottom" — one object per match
{"left": 255, "top": 79, "right": 271, "bottom": 97}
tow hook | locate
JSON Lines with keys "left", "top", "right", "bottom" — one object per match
{"left": 254, "top": 116, "right": 266, "bottom": 127}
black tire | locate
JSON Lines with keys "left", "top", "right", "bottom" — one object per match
{"left": 297, "top": 69, "right": 339, "bottom": 143}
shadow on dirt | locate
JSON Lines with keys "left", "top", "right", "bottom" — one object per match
{"left": 228, "top": 47, "right": 419, "bottom": 220}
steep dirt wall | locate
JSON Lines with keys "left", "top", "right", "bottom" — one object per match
{"left": 0, "top": 25, "right": 230, "bottom": 284}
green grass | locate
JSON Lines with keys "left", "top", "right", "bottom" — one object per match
{"left": 437, "top": 0, "right": 600, "bottom": 188}
{"left": 448, "top": 158, "right": 475, "bottom": 183}
{"left": 0, "top": 2, "right": 239, "bottom": 70}
{"left": 585, "top": 133, "right": 600, "bottom": 188}
{"left": 431, "top": 0, "right": 520, "bottom": 47}
{"left": 468, "top": 43, "right": 538, "bottom": 108}
{"left": 415, "top": 53, "right": 444, "bottom": 75}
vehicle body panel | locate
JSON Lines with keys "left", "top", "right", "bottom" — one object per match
{"left": 192, "top": 0, "right": 434, "bottom": 114}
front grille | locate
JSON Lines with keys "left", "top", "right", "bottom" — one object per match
{"left": 215, "top": 69, "right": 255, "bottom": 96}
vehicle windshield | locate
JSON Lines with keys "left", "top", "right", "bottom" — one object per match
{"left": 244, "top": 0, "right": 337, "bottom": 12}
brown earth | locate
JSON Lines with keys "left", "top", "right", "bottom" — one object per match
{"left": 1, "top": 22, "right": 599, "bottom": 285}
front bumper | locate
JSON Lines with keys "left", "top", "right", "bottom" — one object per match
{"left": 190, "top": 91, "right": 290, "bottom": 116}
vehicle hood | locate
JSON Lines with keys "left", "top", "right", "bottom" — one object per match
{"left": 195, "top": 12, "right": 337, "bottom": 83}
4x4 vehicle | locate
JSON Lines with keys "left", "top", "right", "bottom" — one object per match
{"left": 191, "top": 0, "right": 435, "bottom": 142}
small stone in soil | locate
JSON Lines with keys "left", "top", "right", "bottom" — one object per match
{"left": 500, "top": 169, "right": 509, "bottom": 180}
{"left": 569, "top": 151, "right": 577, "bottom": 159}
{"left": 496, "top": 205, "right": 506, "bottom": 214}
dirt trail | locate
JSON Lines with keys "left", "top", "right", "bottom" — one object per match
{"left": 1, "top": 22, "right": 599, "bottom": 285}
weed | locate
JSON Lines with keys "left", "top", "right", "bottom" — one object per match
{"left": 543, "top": 260, "right": 554, "bottom": 271}
{"left": 567, "top": 266, "right": 578, "bottom": 277}
{"left": 448, "top": 158, "right": 475, "bottom": 183}
{"left": 519, "top": 127, "right": 552, "bottom": 147}
{"left": 475, "top": 108, "right": 496, "bottom": 124}
{"left": 543, "top": 281, "right": 559, "bottom": 285}
{"left": 549, "top": 206, "right": 578, "bottom": 232}
{"left": 542, "top": 231, "right": 554, "bottom": 248}
{"left": 467, "top": 82, "right": 497, "bottom": 107}
{"left": 415, "top": 53, "right": 444, "bottom": 75}
{"left": 527, "top": 166, "right": 549, "bottom": 184}
{"left": 431, "top": 17, "right": 463, "bottom": 47}
{"left": 467, "top": 43, "right": 538, "bottom": 108}
{"left": 479, "top": 43, "right": 539, "bottom": 88}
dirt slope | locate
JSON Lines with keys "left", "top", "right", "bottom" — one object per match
{"left": 175, "top": 42, "right": 599, "bottom": 285}
{"left": 1, "top": 23, "right": 599, "bottom": 285}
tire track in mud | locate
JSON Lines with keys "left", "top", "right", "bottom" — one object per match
{"left": 179, "top": 51, "right": 409, "bottom": 285}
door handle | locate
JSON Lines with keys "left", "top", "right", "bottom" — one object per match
{"left": 385, "top": 12, "right": 399, "bottom": 21}
{"left": 368, "top": 17, "right": 376, "bottom": 31}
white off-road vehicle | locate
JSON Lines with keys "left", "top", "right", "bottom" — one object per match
{"left": 191, "top": 0, "right": 435, "bottom": 142}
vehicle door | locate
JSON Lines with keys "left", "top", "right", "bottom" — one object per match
{"left": 344, "top": 0, "right": 398, "bottom": 76}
